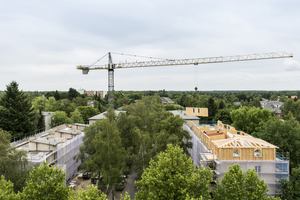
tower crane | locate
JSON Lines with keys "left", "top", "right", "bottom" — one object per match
{"left": 77, "top": 52, "right": 293, "bottom": 108}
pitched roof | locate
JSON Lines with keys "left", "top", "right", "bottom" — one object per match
{"left": 211, "top": 136, "right": 278, "bottom": 148}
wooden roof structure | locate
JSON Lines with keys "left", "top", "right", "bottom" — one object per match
{"left": 211, "top": 136, "right": 278, "bottom": 149}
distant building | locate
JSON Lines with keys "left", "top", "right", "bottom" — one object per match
{"left": 233, "top": 102, "right": 242, "bottom": 106}
{"left": 168, "top": 110, "right": 200, "bottom": 124}
{"left": 88, "top": 110, "right": 126, "bottom": 124}
{"left": 77, "top": 89, "right": 107, "bottom": 98}
{"left": 186, "top": 107, "right": 208, "bottom": 117}
{"left": 260, "top": 101, "right": 283, "bottom": 117}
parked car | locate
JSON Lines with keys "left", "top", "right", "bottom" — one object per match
{"left": 115, "top": 175, "right": 127, "bottom": 191}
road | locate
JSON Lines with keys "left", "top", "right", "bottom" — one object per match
{"left": 107, "top": 172, "right": 137, "bottom": 200}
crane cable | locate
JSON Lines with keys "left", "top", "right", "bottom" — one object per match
{"left": 111, "top": 52, "right": 170, "bottom": 60}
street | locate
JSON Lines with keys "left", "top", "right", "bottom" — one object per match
{"left": 107, "top": 172, "right": 137, "bottom": 200}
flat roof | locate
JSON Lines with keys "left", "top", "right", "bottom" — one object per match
{"left": 89, "top": 110, "right": 126, "bottom": 120}
{"left": 32, "top": 139, "right": 60, "bottom": 146}
{"left": 168, "top": 110, "right": 199, "bottom": 120}
{"left": 57, "top": 129, "right": 80, "bottom": 135}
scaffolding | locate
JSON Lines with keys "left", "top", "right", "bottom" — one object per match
{"left": 57, "top": 132, "right": 84, "bottom": 183}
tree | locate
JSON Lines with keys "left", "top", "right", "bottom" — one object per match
{"left": 0, "top": 129, "right": 30, "bottom": 193}
{"left": 72, "top": 97, "right": 88, "bottom": 107}
{"left": 70, "top": 109, "right": 84, "bottom": 124}
{"left": 0, "top": 176, "right": 20, "bottom": 200}
{"left": 77, "top": 106, "right": 99, "bottom": 122}
{"left": 135, "top": 144, "right": 213, "bottom": 200}
{"left": 218, "top": 100, "right": 225, "bottom": 110}
{"left": 68, "top": 88, "right": 80, "bottom": 101}
{"left": 213, "top": 163, "right": 269, "bottom": 200}
{"left": 69, "top": 185, "right": 107, "bottom": 200}
{"left": 21, "top": 162, "right": 71, "bottom": 200}
{"left": 0, "top": 81, "right": 36, "bottom": 138}
{"left": 231, "top": 106, "right": 273, "bottom": 134}
{"left": 54, "top": 90, "right": 61, "bottom": 101}
{"left": 252, "top": 117, "right": 300, "bottom": 168}
{"left": 207, "top": 97, "right": 217, "bottom": 121}
{"left": 56, "top": 99, "right": 76, "bottom": 116}
{"left": 32, "top": 96, "right": 49, "bottom": 132}
{"left": 50, "top": 111, "right": 72, "bottom": 127}
{"left": 44, "top": 91, "right": 53, "bottom": 99}
{"left": 77, "top": 119, "right": 126, "bottom": 198}
{"left": 213, "top": 109, "right": 232, "bottom": 124}
{"left": 280, "top": 166, "right": 300, "bottom": 199}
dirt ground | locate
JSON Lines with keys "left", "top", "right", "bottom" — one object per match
{"left": 68, "top": 173, "right": 95, "bottom": 192}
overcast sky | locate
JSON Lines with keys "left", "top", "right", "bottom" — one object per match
{"left": 0, "top": 0, "right": 299, "bottom": 92}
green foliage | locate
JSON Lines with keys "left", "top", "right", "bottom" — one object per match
{"left": 281, "top": 98, "right": 300, "bottom": 122}
{"left": 120, "top": 192, "right": 131, "bottom": 200}
{"left": 69, "top": 185, "right": 107, "bottom": 200}
{"left": 72, "top": 97, "right": 88, "bottom": 107}
{"left": 135, "top": 144, "right": 213, "bottom": 200}
{"left": 54, "top": 90, "right": 61, "bottom": 100}
{"left": 44, "top": 91, "right": 53, "bottom": 99}
{"left": 32, "top": 96, "right": 49, "bottom": 112}
{"left": 0, "top": 129, "right": 30, "bottom": 193}
{"left": 68, "top": 88, "right": 80, "bottom": 101}
{"left": 163, "top": 104, "right": 184, "bottom": 111}
{"left": 253, "top": 117, "right": 300, "bottom": 168}
{"left": 213, "top": 163, "right": 269, "bottom": 200}
{"left": 280, "top": 166, "right": 300, "bottom": 199}
{"left": 21, "top": 162, "right": 71, "bottom": 200}
{"left": 207, "top": 97, "right": 217, "bottom": 120}
{"left": 70, "top": 109, "right": 84, "bottom": 124}
{"left": 0, "top": 81, "right": 36, "bottom": 138}
{"left": 213, "top": 109, "right": 232, "bottom": 124}
{"left": 0, "top": 176, "right": 20, "bottom": 200}
{"left": 79, "top": 119, "right": 126, "bottom": 191}
{"left": 231, "top": 106, "right": 273, "bottom": 134}
{"left": 77, "top": 106, "right": 99, "bottom": 122}
{"left": 50, "top": 111, "right": 72, "bottom": 127}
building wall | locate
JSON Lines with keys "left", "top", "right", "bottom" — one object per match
{"left": 186, "top": 107, "right": 208, "bottom": 117}
{"left": 29, "top": 142, "right": 57, "bottom": 151}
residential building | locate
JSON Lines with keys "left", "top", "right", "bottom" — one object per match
{"left": 186, "top": 107, "right": 208, "bottom": 117}
{"left": 12, "top": 123, "right": 89, "bottom": 184}
{"left": 185, "top": 120, "right": 289, "bottom": 196}
{"left": 260, "top": 101, "right": 283, "bottom": 117}
{"left": 88, "top": 110, "right": 126, "bottom": 124}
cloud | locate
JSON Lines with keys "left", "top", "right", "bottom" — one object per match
{"left": 283, "top": 59, "right": 300, "bottom": 71}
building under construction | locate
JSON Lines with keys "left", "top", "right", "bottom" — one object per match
{"left": 185, "top": 120, "right": 289, "bottom": 196}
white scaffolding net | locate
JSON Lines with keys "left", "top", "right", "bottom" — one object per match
{"left": 57, "top": 132, "right": 84, "bottom": 182}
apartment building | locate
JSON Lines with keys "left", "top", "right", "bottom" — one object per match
{"left": 13, "top": 123, "right": 89, "bottom": 183}
{"left": 185, "top": 120, "right": 289, "bottom": 196}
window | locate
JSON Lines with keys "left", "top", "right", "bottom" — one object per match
{"left": 198, "top": 108, "right": 200, "bottom": 113}
{"left": 233, "top": 148, "right": 239, "bottom": 157}
{"left": 237, "top": 132, "right": 240, "bottom": 135}
{"left": 193, "top": 108, "right": 195, "bottom": 113}
{"left": 255, "top": 166, "right": 261, "bottom": 173}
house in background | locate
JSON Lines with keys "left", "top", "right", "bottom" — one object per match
{"left": 260, "top": 101, "right": 284, "bottom": 117}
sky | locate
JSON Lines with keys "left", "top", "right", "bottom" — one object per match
{"left": 0, "top": 0, "right": 299, "bottom": 92}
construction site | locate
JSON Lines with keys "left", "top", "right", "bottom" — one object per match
{"left": 185, "top": 120, "right": 289, "bottom": 196}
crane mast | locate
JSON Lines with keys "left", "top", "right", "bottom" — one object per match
{"left": 77, "top": 52, "right": 293, "bottom": 109}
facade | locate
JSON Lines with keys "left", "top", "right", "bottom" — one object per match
{"left": 186, "top": 120, "right": 289, "bottom": 196}
{"left": 13, "top": 123, "right": 89, "bottom": 183}
{"left": 186, "top": 107, "right": 208, "bottom": 117}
